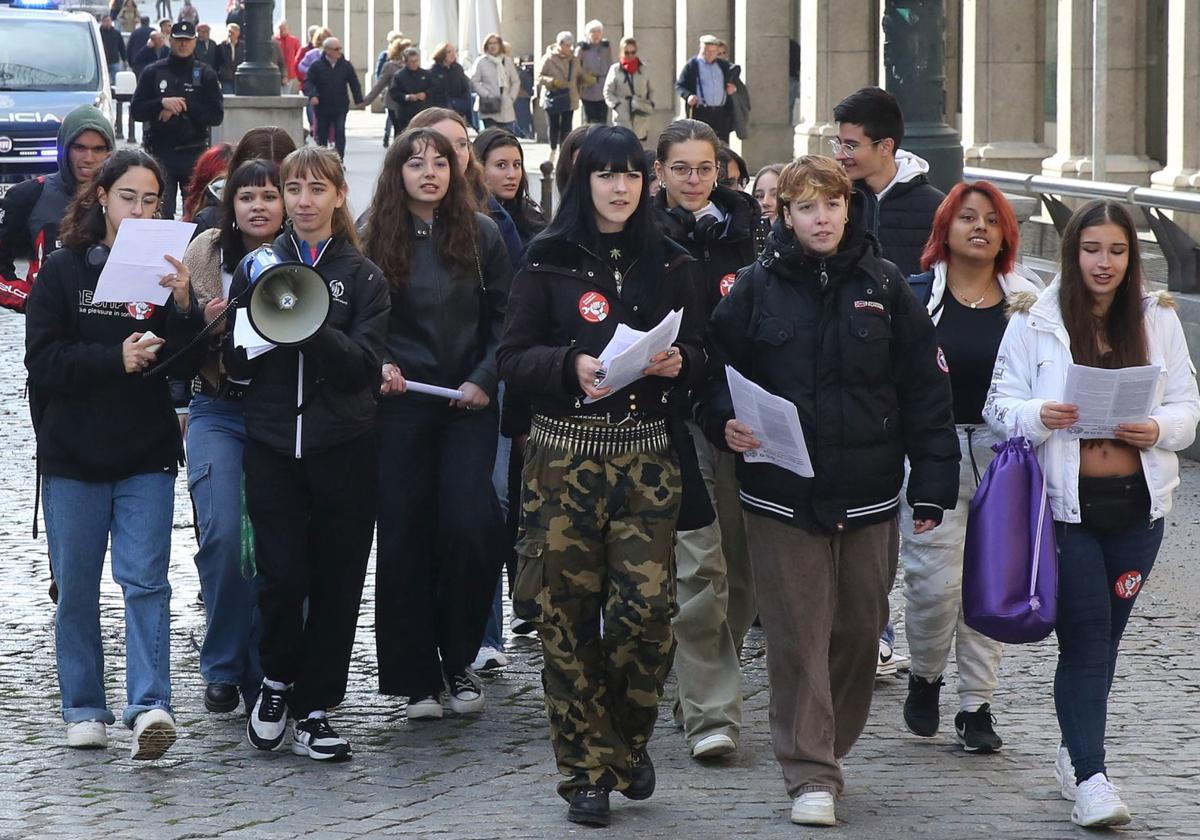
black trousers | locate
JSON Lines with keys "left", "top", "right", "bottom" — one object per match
{"left": 692, "top": 103, "right": 732, "bottom": 143}
{"left": 581, "top": 99, "right": 608, "bottom": 124}
{"left": 375, "top": 399, "right": 506, "bottom": 697}
{"left": 547, "top": 110, "right": 573, "bottom": 149}
{"left": 244, "top": 433, "right": 378, "bottom": 717}
{"left": 155, "top": 149, "right": 199, "bottom": 221}
{"left": 314, "top": 108, "right": 349, "bottom": 158}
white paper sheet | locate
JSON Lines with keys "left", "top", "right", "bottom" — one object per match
{"left": 726, "top": 365, "right": 814, "bottom": 478}
{"left": 1062, "top": 363, "right": 1161, "bottom": 438}
{"left": 405, "top": 381, "right": 466, "bottom": 401}
{"left": 91, "top": 219, "right": 197, "bottom": 304}
{"left": 585, "top": 309, "right": 683, "bottom": 404}
{"left": 233, "top": 309, "right": 274, "bottom": 360}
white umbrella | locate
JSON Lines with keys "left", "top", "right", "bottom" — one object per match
{"left": 458, "top": 0, "right": 500, "bottom": 66}
{"left": 419, "top": 0, "right": 459, "bottom": 62}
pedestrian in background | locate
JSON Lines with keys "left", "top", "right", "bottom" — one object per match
{"left": 388, "top": 48, "right": 432, "bottom": 134}
{"left": 215, "top": 23, "right": 246, "bottom": 94}
{"left": 429, "top": 42, "right": 473, "bottom": 126}
{"left": 537, "top": 32, "right": 581, "bottom": 165}
{"left": 985, "top": 199, "right": 1200, "bottom": 828}
{"left": 303, "top": 37, "right": 365, "bottom": 160}
{"left": 117, "top": 0, "right": 140, "bottom": 33}
{"left": 130, "top": 21, "right": 224, "bottom": 221}
{"left": 363, "top": 38, "right": 409, "bottom": 147}
{"left": 675, "top": 35, "right": 734, "bottom": 142}
{"left": 471, "top": 32, "right": 521, "bottom": 131}
{"left": 176, "top": 0, "right": 197, "bottom": 25}
{"left": 602, "top": 36, "right": 654, "bottom": 144}
{"left": 274, "top": 20, "right": 301, "bottom": 93}
{"left": 576, "top": 20, "right": 611, "bottom": 125}
{"left": 751, "top": 164, "right": 783, "bottom": 223}
{"left": 26, "top": 149, "right": 202, "bottom": 760}
{"left": 362, "top": 127, "right": 510, "bottom": 723}
{"left": 498, "top": 125, "right": 706, "bottom": 828}
{"left": 128, "top": 15, "right": 153, "bottom": 66}
{"left": 135, "top": 31, "right": 169, "bottom": 74}
{"left": 233, "top": 147, "right": 390, "bottom": 762}
{"left": 194, "top": 22, "right": 216, "bottom": 67}
{"left": 155, "top": 0, "right": 171, "bottom": 23}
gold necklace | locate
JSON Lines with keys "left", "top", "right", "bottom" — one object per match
{"left": 950, "top": 280, "right": 992, "bottom": 309}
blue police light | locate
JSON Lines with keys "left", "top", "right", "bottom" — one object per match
{"left": 12, "top": 0, "right": 61, "bottom": 8}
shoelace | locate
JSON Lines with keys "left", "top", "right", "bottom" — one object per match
{"left": 1080, "top": 776, "right": 1122, "bottom": 805}
{"left": 259, "top": 688, "right": 286, "bottom": 720}
{"left": 303, "top": 717, "right": 336, "bottom": 739}
{"left": 449, "top": 673, "right": 479, "bottom": 695}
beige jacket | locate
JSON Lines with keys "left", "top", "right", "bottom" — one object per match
{"left": 537, "top": 49, "right": 582, "bottom": 111}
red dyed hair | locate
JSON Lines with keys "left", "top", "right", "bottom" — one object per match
{"left": 919, "top": 180, "right": 1019, "bottom": 275}
{"left": 183, "top": 143, "right": 233, "bottom": 222}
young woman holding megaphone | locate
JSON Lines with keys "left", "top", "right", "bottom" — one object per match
{"left": 360, "top": 127, "right": 511, "bottom": 723}
{"left": 224, "top": 146, "right": 391, "bottom": 762}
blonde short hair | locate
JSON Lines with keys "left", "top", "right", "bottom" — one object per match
{"left": 777, "top": 155, "right": 852, "bottom": 210}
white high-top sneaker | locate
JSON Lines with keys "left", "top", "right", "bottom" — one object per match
{"left": 1071, "top": 773, "right": 1131, "bottom": 828}
{"left": 1054, "top": 745, "right": 1078, "bottom": 801}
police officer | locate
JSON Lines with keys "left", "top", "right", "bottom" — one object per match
{"left": 130, "top": 20, "right": 223, "bottom": 220}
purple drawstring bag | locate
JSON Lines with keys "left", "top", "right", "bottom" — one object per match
{"left": 962, "top": 436, "right": 1057, "bottom": 644}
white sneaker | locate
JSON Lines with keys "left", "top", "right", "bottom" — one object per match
{"left": 130, "top": 708, "right": 176, "bottom": 760}
{"left": 447, "top": 670, "right": 485, "bottom": 715}
{"left": 65, "top": 720, "right": 108, "bottom": 749}
{"left": 407, "top": 695, "right": 444, "bottom": 720}
{"left": 1054, "top": 745, "right": 1078, "bottom": 801}
{"left": 691, "top": 732, "right": 737, "bottom": 759}
{"left": 790, "top": 791, "right": 837, "bottom": 826}
{"left": 876, "top": 639, "right": 909, "bottom": 677}
{"left": 471, "top": 645, "right": 508, "bottom": 672}
{"left": 1072, "top": 773, "right": 1131, "bottom": 827}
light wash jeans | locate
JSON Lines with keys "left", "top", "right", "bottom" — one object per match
{"left": 44, "top": 471, "right": 175, "bottom": 729}
{"left": 186, "top": 394, "right": 261, "bottom": 701}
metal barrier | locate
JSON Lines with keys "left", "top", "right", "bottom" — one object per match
{"left": 963, "top": 166, "right": 1200, "bottom": 293}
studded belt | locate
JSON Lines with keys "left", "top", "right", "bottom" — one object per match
{"left": 529, "top": 414, "right": 670, "bottom": 458}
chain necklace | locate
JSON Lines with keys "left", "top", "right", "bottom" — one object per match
{"left": 949, "top": 279, "right": 993, "bottom": 309}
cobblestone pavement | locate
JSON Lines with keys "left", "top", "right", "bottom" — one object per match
{"left": 2, "top": 118, "right": 1199, "bottom": 839}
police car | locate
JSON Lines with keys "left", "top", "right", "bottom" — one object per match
{"left": 0, "top": 4, "right": 113, "bottom": 199}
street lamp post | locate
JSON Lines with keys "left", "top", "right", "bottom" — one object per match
{"left": 882, "top": 0, "right": 963, "bottom": 192}
{"left": 234, "top": 0, "right": 281, "bottom": 96}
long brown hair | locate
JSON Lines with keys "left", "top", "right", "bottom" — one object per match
{"left": 362, "top": 128, "right": 478, "bottom": 290}
{"left": 1059, "top": 199, "right": 1148, "bottom": 369}
{"left": 279, "top": 146, "right": 359, "bottom": 248}
{"left": 407, "top": 107, "right": 486, "bottom": 211}
{"left": 61, "top": 149, "right": 164, "bottom": 251}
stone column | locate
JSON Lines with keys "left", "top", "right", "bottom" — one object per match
{"left": 534, "top": 0, "right": 574, "bottom": 57}
{"left": 793, "top": 0, "right": 877, "bottom": 158}
{"left": 732, "top": 0, "right": 791, "bottom": 168}
{"left": 346, "top": 0, "right": 369, "bottom": 93}
{"left": 1151, "top": 0, "right": 1200, "bottom": 190}
{"left": 578, "top": 0, "right": 622, "bottom": 39}
{"left": 499, "top": 0, "right": 535, "bottom": 58}
{"left": 960, "top": 0, "right": 1052, "bottom": 170}
{"left": 623, "top": 0, "right": 675, "bottom": 142}
{"left": 1042, "top": 0, "right": 1158, "bottom": 183}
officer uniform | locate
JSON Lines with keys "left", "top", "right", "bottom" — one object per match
{"left": 497, "top": 232, "right": 706, "bottom": 801}
{"left": 130, "top": 21, "right": 223, "bottom": 220}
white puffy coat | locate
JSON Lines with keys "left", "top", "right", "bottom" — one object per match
{"left": 983, "top": 279, "right": 1200, "bottom": 522}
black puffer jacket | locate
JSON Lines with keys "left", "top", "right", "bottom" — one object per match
{"left": 851, "top": 174, "right": 945, "bottom": 277}
{"left": 223, "top": 230, "right": 390, "bottom": 457}
{"left": 695, "top": 218, "right": 959, "bottom": 533}
{"left": 654, "top": 184, "right": 766, "bottom": 315}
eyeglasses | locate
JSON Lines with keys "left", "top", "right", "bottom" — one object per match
{"left": 827, "top": 137, "right": 883, "bottom": 158}
{"left": 666, "top": 163, "right": 718, "bottom": 181}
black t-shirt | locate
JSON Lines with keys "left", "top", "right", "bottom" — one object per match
{"left": 936, "top": 292, "right": 1007, "bottom": 424}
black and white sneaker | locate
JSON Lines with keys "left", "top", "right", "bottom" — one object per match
{"left": 955, "top": 704, "right": 1003, "bottom": 753}
{"left": 292, "top": 715, "right": 352, "bottom": 761}
{"left": 246, "top": 681, "right": 289, "bottom": 751}
{"left": 447, "top": 669, "right": 485, "bottom": 715}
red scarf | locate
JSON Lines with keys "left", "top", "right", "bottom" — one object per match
{"left": 620, "top": 56, "right": 641, "bottom": 75}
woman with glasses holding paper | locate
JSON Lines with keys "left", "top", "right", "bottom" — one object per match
{"left": 497, "top": 125, "right": 705, "bottom": 828}
{"left": 360, "top": 127, "right": 510, "bottom": 722}
{"left": 180, "top": 159, "right": 286, "bottom": 717}
{"left": 694, "top": 155, "right": 958, "bottom": 828}
{"left": 984, "top": 199, "right": 1200, "bottom": 828}
{"left": 25, "top": 148, "right": 202, "bottom": 759}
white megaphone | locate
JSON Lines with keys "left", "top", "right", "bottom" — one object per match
{"left": 240, "top": 246, "right": 331, "bottom": 347}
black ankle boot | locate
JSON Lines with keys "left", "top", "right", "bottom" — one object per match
{"left": 567, "top": 785, "right": 610, "bottom": 827}
{"left": 623, "top": 749, "right": 655, "bottom": 800}
{"left": 204, "top": 683, "right": 239, "bottom": 713}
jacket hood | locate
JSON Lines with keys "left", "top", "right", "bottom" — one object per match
{"left": 876, "top": 149, "right": 930, "bottom": 199}
{"left": 653, "top": 184, "right": 761, "bottom": 245}
{"left": 763, "top": 209, "right": 870, "bottom": 284}
{"left": 1010, "top": 277, "right": 1177, "bottom": 320}
{"left": 57, "top": 105, "right": 116, "bottom": 192}
{"left": 924, "top": 259, "right": 1045, "bottom": 324}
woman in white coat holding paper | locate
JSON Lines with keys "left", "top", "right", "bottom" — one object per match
{"left": 983, "top": 199, "right": 1200, "bottom": 829}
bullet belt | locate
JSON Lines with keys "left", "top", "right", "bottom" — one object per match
{"left": 193, "top": 377, "right": 246, "bottom": 401}
{"left": 530, "top": 413, "right": 671, "bottom": 458}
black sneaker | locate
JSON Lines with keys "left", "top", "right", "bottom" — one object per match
{"left": 246, "top": 681, "right": 289, "bottom": 750}
{"left": 292, "top": 715, "right": 352, "bottom": 761}
{"left": 446, "top": 669, "right": 485, "bottom": 715}
{"left": 955, "top": 704, "right": 1003, "bottom": 753}
{"left": 567, "top": 785, "right": 610, "bottom": 827}
{"left": 623, "top": 749, "right": 655, "bottom": 800}
{"left": 903, "top": 673, "right": 943, "bottom": 737}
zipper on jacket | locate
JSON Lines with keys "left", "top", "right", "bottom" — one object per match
{"left": 288, "top": 234, "right": 332, "bottom": 459}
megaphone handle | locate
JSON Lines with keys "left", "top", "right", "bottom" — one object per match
{"left": 141, "top": 290, "right": 248, "bottom": 379}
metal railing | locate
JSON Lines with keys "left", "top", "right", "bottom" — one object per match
{"left": 963, "top": 166, "right": 1200, "bottom": 293}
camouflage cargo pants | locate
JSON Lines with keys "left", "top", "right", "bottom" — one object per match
{"left": 512, "top": 438, "right": 681, "bottom": 800}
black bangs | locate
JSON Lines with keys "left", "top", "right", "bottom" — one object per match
{"left": 226, "top": 159, "right": 280, "bottom": 194}
{"left": 576, "top": 127, "right": 650, "bottom": 179}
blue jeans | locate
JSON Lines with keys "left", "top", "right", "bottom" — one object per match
{"left": 1054, "top": 518, "right": 1163, "bottom": 783}
{"left": 186, "top": 394, "right": 261, "bottom": 700}
{"left": 43, "top": 472, "right": 175, "bottom": 729}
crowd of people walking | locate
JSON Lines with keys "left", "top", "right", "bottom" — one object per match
{"left": 1, "top": 13, "right": 1197, "bottom": 834}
